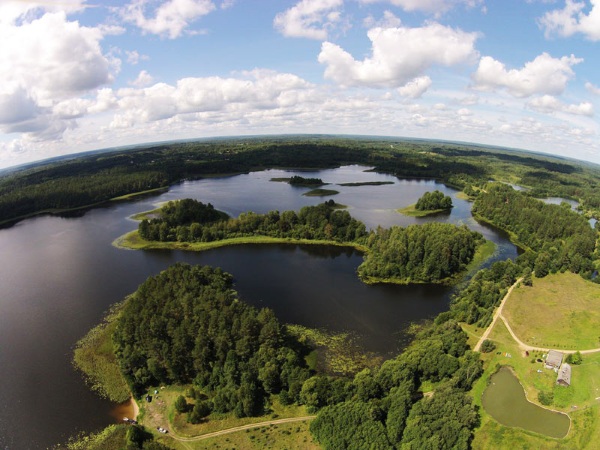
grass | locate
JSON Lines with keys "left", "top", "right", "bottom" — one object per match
{"left": 469, "top": 291, "right": 600, "bottom": 449}
{"left": 502, "top": 272, "right": 600, "bottom": 350}
{"left": 72, "top": 302, "right": 131, "bottom": 403}
{"left": 57, "top": 425, "right": 129, "bottom": 450}
{"left": 396, "top": 204, "right": 451, "bottom": 217}
{"left": 302, "top": 188, "right": 339, "bottom": 196}
{"left": 114, "top": 230, "right": 368, "bottom": 254}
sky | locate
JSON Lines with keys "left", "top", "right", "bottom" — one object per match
{"left": 0, "top": 0, "right": 599, "bottom": 169}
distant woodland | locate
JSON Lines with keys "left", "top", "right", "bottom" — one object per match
{"left": 3, "top": 136, "right": 600, "bottom": 225}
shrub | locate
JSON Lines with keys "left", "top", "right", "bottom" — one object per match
{"left": 480, "top": 340, "right": 496, "bottom": 353}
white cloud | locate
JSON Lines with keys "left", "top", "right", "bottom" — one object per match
{"left": 471, "top": 53, "right": 582, "bottom": 97}
{"left": 539, "top": 0, "right": 600, "bottom": 41}
{"left": 110, "top": 70, "right": 315, "bottom": 128}
{"left": 125, "top": 50, "right": 149, "bottom": 65}
{"left": 358, "top": 0, "right": 484, "bottom": 15}
{"left": 397, "top": 76, "right": 432, "bottom": 98}
{"left": 318, "top": 23, "right": 479, "bottom": 88}
{"left": 0, "top": 0, "right": 87, "bottom": 24}
{"left": 130, "top": 70, "right": 155, "bottom": 87}
{"left": 527, "top": 95, "right": 594, "bottom": 116}
{"left": 118, "top": 0, "right": 216, "bottom": 39}
{"left": 0, "top": 9, "right": 114, "bottom": 140}
{"left": 274, "top": 0, "right": 343, "bottom": 40}
{"left": 586, "top": 82, "right": 600, "bottom": 95}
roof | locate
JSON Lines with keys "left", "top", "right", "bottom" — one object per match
{"left": 546, "top": 350, "right": 563, "bottom": 368}
{"left": 557, "top": 363, "right": 572, "bottom": 386}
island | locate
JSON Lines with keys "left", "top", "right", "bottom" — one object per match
{"left": 398, "top": 190, "right": 453, "bottom": 217}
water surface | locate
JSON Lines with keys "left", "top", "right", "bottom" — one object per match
{"left": 482, "top": 367, "right": 570, "bottom": 439}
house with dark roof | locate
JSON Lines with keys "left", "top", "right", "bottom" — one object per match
{"left": 557, "top": 363, "right": 572, "bottom": 386}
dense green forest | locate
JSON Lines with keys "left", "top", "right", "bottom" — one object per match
{"left": 473, "top": 183, "right": 597, "bottom": 275}
{"left": 113, "top": 263, "right": 312, "bottom": 417}
{"left": 137, "top": 199, "right": 485, "bottom": 284}
{"left": 415, "top": 190, "right": 453, "bottom": 211}
{"left": 358, "top": 223, "right": 483, "bottom": 283}
{"left": 3, "top": 136, "right": 600, "bottom": 225}
{"left": 139, "top": 201, "right": 367, "bottom": 244}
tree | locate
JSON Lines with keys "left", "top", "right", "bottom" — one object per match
{"left": 174, "top": 395, "right": 188, "bottom": 414}
{"left": 188, "top": 400, "right": 212, "bottom": 424}
{"left": 480, "top": 340, "right": 496, "bottom": 353}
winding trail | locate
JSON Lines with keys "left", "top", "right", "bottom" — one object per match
{"left": 474, "top": 277, "right": 600, "bottom": 355}
{"left": 166, "top": 415, "right": 316, "bottom": 443}
{"left": 473, "top": 278, "right": 522, "bottom": 352}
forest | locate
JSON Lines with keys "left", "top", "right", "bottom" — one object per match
{"left": 113, "top": 263, "right": 312, "bottom": 417}
{"left": 415, "top": 190, "right": 453, "bottom": 211}
{"left": 473, "top": 183, "right": 597, "bottom": 276}
{"left": 113, "top": 262, "right": 483, "bottom": 449}
{"left": 3, "top": 136, "right": 600, "bottom": 225}
{"left": 137, "top": 199, "right": 484, "bottom": 285}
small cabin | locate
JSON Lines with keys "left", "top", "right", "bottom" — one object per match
{"left": 557, "top": 363, "right": 572, "bottom": 386}
{"left": 545, "top": 350, "right": 563, "bottom": 370}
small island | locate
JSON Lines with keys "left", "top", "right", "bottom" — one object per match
{"left": 303, "top": 188, "right": 339, "bottom": 197}
{"left": 398, "top": 190, "right": 453, "bottom": 217}
{"left": 270, "top": 175, "right": 326, "bottom": 186}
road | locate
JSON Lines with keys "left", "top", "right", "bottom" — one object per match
{"left": 167, "top": 415, "right": 317, "bottom": 443}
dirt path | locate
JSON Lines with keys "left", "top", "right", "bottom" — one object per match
{"left": 473, "top": 278, "right": 522, "bottom": 352}
{"left": 167, "top": 415, "right": 316, "bottom": 443}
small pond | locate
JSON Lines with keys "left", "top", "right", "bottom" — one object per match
{"left": 482, "top": 366, "right": 570, "bottom": 439}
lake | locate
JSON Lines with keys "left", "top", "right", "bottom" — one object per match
{"left": 0, "top": 165, "right": 517, "bottom": 449}
{"left": 482, "top": 366, "right": 571, "bottom": 438}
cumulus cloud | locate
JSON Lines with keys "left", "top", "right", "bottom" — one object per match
{"left": 110, "top": 70, "right": 315, "bottom": 128}
{"left": 118, "top": 0, "right": 216, "bottom": 39}
{"left": 397, "top": 76, "right": 432, "bottom": 98}
{"left": 358, "top": 0, "right": 484, "bottom": 15}
{"left": 0, "top": 7, "right": 114, "bottom": 140}
{"left": 471, "top": 53, "right": 582, "bottom": 97}
{"left": 274, "top": 0, "right": 343, "bottom": 40}
{"left": 539, "top": 0, "right": 600, "bottom": 41}
{"left": 527, "top": 95, "right": 594, "bottom": 116}
{"left": 318, "top": 23, "right": 479, "bottom": 88}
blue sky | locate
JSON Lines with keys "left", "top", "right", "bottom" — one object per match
{"left": 0, "top": 0, "right": 599, "bottom": 168}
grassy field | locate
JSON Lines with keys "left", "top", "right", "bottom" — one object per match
{"left": 467, "top": 277, "right": 600, "bottom": 449}
{"left": 502, "top": 272, "right": 600, "bottom": 350}
{"left": 72, "top": 302, "right": 131, "bottom": 403}
{"left": 396, "top": 204, "right": 450, "bottom": 217}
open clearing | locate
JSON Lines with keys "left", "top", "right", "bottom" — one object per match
{"left": 503, "top": 272, "right": 600, "bottom": 350}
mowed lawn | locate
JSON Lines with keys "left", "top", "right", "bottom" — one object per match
{"left": 503, "top": 272, "right": 600, "bottom": 350}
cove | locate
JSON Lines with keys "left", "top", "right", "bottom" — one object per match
{"left": 482, "top": 366, "right": 570, "bottom": 439}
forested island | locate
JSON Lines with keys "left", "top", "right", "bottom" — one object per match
{"left": 398, "top": 190, "right": 453, "bottom": 217}
{"left": 4, "top": 137, "right": 600, "bottom": 449}
{"left": 130, "top": 199, "right": 487, "bottom": 285}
